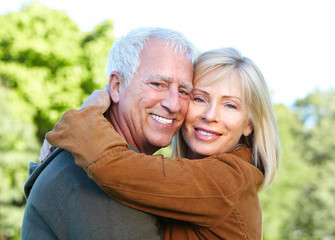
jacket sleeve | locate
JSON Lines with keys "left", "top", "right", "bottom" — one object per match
{"left": 46, "top": 106, "right": 263, "bottom": 227}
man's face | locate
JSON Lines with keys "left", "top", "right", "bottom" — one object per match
{"left": 116, "top": 39, "right": 193, "bottom": 154}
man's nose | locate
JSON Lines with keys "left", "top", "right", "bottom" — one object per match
{"left": 161, "top": 87, "right": 181, "bottom": 113}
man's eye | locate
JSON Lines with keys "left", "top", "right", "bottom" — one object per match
{"left": 179, "top": 90, "right": 190, "bottom": 96}
{"left": 150, "top": 82, "right": 162, "bottom": 87}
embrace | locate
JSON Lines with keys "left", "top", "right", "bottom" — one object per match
{"left": 21, "top": 27, "right": 280, "bottom": 240}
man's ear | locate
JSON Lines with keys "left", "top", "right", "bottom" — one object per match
{"left": 109, "top": 71, "right": 123, "bottom": 104}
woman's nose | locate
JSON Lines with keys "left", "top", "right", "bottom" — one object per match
{"left": 202, "top": 102, "right": 219, "bottom": 122}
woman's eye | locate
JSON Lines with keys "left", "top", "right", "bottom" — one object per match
{"left": 193, "top": 97, "right": 205, "bottom": 103}
{"left": 225, "top": 103, "right": 237, "bottom": 109}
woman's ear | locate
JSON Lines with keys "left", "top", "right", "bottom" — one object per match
{"left": 243, "top": 123, "right": 253, "bottom": 137}
{"left": 109, "top": 71, "right": 123, "bottom": 104}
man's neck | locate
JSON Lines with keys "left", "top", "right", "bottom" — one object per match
{"left": 105, "top": 106, "right": 159, "bottom": 155}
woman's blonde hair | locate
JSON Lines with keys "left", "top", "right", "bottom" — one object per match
{"left": 172, "top": 47, "right": 280, "bottom": 191}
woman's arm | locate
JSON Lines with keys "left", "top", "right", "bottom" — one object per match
{"left": 46, "top": 106, "right": 263, "bottom": 227}
{"left": 39, "top": 87, "right": 111, "bottom": 163}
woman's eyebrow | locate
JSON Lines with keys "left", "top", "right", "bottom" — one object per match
{"left": 192, "top": 88, "right": 209, "bottom": 95}
{"left": 192, "top": 89, "right": 241, "bottom": 101}
{"left": 222, "top": 95, "right": 241, "bottom": 101}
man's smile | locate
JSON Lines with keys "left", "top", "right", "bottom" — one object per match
{"left": 150, "top": 113, "right": 173, "bottom": 124}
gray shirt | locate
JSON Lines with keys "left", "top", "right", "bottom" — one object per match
{"left": 21, "top": 148, "right": 163, "bottom": 240}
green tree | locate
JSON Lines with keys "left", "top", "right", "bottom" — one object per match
{"left": 0, "top": 86, "right": 40, "bottom": 240}
{"left": 0, "top": 2, "right": 115, "bottom": 239}
{"left": 279, "top": 90, "right": 335, "bottom": 239}
{"left": 295, "top": 89, "right": 335, "bottom": 165}
{"left": 260, "top": 104, "right": 317, "bottom": 240}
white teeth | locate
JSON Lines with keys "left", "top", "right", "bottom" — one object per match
{"left": 151, "top": 114, "right": 173, "bottom": 124}
{"left": 198, "top": 129, "right": 216, "bottom": 136}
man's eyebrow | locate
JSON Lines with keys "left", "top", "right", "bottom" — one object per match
{"left": 180, "top": 81, "right": 193, "bottom": 91}
{"left": 144, "top": 74, "right": 171, "bottom": 83}
{"left": 144, "top": 74, "right": 193, "bottom": 90}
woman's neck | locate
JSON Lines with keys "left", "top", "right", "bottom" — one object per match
{"left": 186, "top": 147, "right": 205, "bottom": 159}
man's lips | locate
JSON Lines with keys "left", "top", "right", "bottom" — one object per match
{"left": 150, "top": 113, "right": 174, "bottom": 124}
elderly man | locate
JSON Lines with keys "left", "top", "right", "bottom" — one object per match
{"left": 21, "top": 27, "right": 195, "bottom": 240}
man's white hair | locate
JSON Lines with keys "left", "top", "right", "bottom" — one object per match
{"left": 106, "top": 27, "right": 197, "bottom": 86}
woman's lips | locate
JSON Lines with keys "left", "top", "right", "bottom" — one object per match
{"left": 194, "top": 127, "right": 221, "bottom": 141}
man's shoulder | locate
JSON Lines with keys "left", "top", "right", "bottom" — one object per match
{"left": 23, "top": 150, "right": 162, "bottom": 240}
{"left": 41, "top": 149, "right": 90, "bottom": 183}
{"left": 24, "top": 149, "right": 91, "bottom": 200}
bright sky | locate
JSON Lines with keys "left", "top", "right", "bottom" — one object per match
{"left": 1, "top": 0, "right": 335, "bottom": 106}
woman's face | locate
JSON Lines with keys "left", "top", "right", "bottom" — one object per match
{"left": 182, "top": 69, "right": 253, "bottom": 158}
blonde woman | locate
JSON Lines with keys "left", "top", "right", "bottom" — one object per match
{"left": 47, "top": 47, "right": 280, "bottom": 239}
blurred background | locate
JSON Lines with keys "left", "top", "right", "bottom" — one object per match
{"left": 0, "top": 1, "right": 334, "bottom": 239}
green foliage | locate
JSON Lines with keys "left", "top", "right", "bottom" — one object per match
{"left": 282, "top": 163, "right": 335, "bottom": 239}
{"left": 0, "top": 2, "right": 115, "bottom": 239}
{"left": 261, "top": 90, "right": 335, "bottom": 239}
{"left": 0, "top": 86, "right": 39, "bottom": 239}
{"left": 295, "top": 89, "right": 335, "bottom": 165}
{"left": 0, "top": 2, "right": 114, "bottom": 141}
{"left": 154, "top": 144, "right": 173, "bottom": 156}
{"left": 260, "top": 104, "right": 315, "bottom": 239}
{"left": 278, "top": 90, "right": 335, "bottom": 239}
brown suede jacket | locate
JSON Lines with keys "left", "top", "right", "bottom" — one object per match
{"left": 46, "top": 106, "right": 265, "bottom": 240}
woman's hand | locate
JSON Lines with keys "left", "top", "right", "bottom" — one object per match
{"left": 81, "top": 85, "right": 111, "bottom": 113}
{"left": 38, "top": 86, "right": 111, "bottom": 162}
